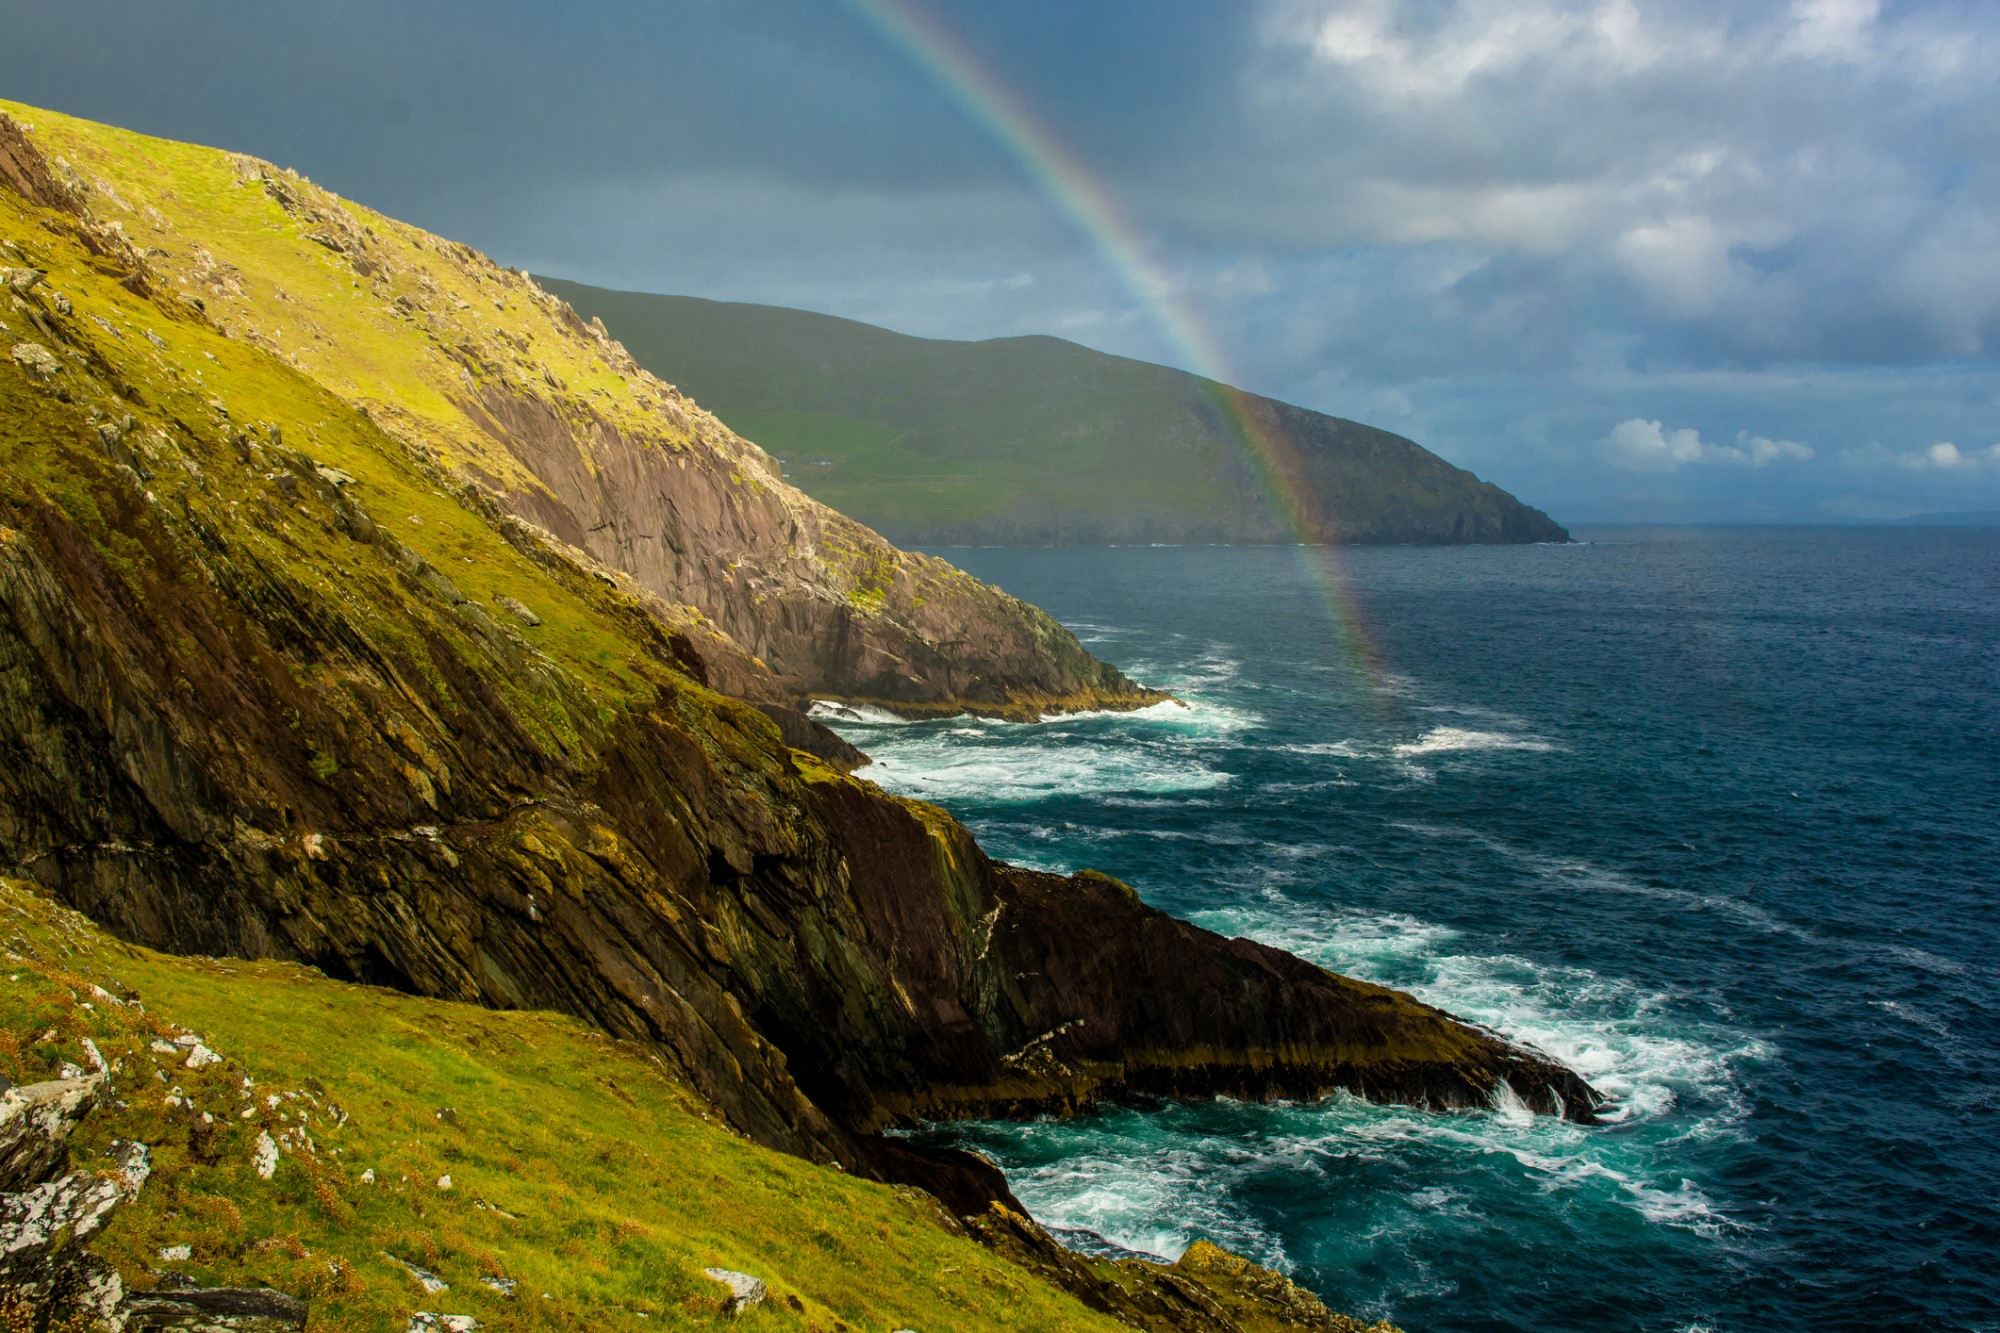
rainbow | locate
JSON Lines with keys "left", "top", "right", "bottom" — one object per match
{"left": 838, "top": 0, "right": 1388, "bottom": 691}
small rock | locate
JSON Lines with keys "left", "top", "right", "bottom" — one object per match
{"left": 703, "top": 1268, "right": 767, "bottom": 1316}
{"left": 359, "top": 1168, "right": 375, "bottom": 1184}
{"left": 436, "top": 1173, "right": 453, "bottom": 1190}
{"left": 11, "top": 342, "right": 60, "bottom": 382}
{"left": 479, "top": 1276, "right": 517, "bottom": 1297}
{"left": 495, "top": 595, "right": 541, "bottom": 627}
{"left": 3, "top": 268, "right": 44, "bottom": 293}
{"left": 252, "top": 1130, "right": 278, "bottom": 1179}
{"left": 159, "top": 1244, "right": 192, "bottom": 1262}
{"left": 149, "top": 1040, "right": 178, "bottom": 1056}
{"left": 315, "top": 465, "right": 355, "bottom": 486}
{"left": 184, "top": 1043, "right": 222, "bottom": 1069}
{"left": 385, "top": 1252, "right": 449, "bottom": 1294}
{"left": 406, "top": 1316, "right": 478, "bottom": 1333}
{"left": 52, "top": 292, "right": 70, "bottom": 316}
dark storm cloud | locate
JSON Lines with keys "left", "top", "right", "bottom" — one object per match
{"left": 3, "top": 0, "right": 1996, "bottom": 520}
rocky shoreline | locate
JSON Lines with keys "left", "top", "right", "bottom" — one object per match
{"left": 0, "top": 99, "right": 1600, "bottom": 1330}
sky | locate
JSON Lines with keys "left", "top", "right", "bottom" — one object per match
{"left": 5, "top": 0, "right": 1998, "bottom": 523}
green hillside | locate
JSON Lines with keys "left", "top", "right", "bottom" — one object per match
{"left": 539, "top": 281, "right": 1569, "bottom": 547}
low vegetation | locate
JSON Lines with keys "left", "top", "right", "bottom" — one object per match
{"left": 1, "top": 879, "right": 1135, "bottom": 1332}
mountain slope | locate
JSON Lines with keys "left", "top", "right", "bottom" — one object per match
{"left": 0, "top": 101, "right": 1157, "bottom": 722}
{"left": 0, "top": 99, "right": 1597, "bottom": 1327}
{"left": 539, "top": 282, "right": 1570, "bottom": 547}
{"left": 0, "top": 879, "right": 1401, "bottom": 1332}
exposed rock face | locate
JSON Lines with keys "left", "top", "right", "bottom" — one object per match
{"left": 0, "top": 1074, "right": 146, "bottom": 1330}
{"left": 462, "top": 386, "right": 1162, "bottom": 720}
{"left": 0, "top": 95, "right": 1598, "bottom": 1234}
{"left": 4, "top": 105, "right": 1161, "bottom": 724}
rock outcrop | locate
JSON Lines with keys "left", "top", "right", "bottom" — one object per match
{"left": 0, "top": 95, "right": 1598, "bottom": 1242}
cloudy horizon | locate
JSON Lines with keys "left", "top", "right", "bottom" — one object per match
{"left": 5, "top": 0, "right": 1996, "bottom": 523}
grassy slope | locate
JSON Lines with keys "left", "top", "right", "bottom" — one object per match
{"left": 529, "top": 287, "right": 1223, "bottom": 532}
{"left": 536, "top": 283, "right": 1562, "bottom": 545}
{"left": 0, "top": 879, "right": 1135, "bottom": 1333}
{"left": 4, "top": 97, "right": 1114, "bottom": 717}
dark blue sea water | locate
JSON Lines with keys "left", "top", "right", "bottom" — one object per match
{"left": 819, "top": 527, "right": 2000, "bottom": 1333}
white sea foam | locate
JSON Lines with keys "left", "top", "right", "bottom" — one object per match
{"left": 980, "top": 893, "right": 1763, "bottom": 1270}
{"left": 806, "top": 700, "right": 913, "bottom": 725}
{"left": 821, "top": 687, "right": 1257, "bottom": 807}
{"left": 1391, "top": 726, "right": 1558, "bottom": 758}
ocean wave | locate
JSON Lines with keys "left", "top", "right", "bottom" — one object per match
{"left": 1391, "top": 726, "right": 1558, "bottom": 758}
{"left": 1194, "top": 895, "right": 1765, "bottom": 1136}
{"left": 807, "top": 700, "right": 914, "bottom": 725}
{"left": 942, "top": 889, "right": 1759, "bottom": 1284}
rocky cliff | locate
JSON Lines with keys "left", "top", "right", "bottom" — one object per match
{"left": 0, "top": 97, "right": 1598, "bottom": 1269}
{"left": 0, "top": 103, "right": 1156, "bottom": 724}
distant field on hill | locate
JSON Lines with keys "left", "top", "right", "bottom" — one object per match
{"left": 540, "top": 280, "right": 1569, "bottom": 547}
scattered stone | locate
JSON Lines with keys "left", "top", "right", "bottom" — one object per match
{"left": 3, "top": 268, "right": 44, "bottom": 293}
{"left": 10, "top": 342, "right": 59, "bottom": 381}
{"left": 159, "top": 1243, "right": 192, "bottom": 1261}
{"left": 479, "top": 1275, "right": 517, "bottom": 1297}
{"left": 315, "top": 465, "right": 355, "bottom": 486}
{"left": 184, "top": 1043, "right": 222, "bottom": 1069}
{"left": 703, "top": 1268, "right": 767, "bottom": 1316}
{"left": 385, "top": 1252, "right": 449, "bottom": 1293}
{"left": 436, "top": 1173, "right": 453, "bottom": 1190}
{"left": 149, "top": 1040, "right": 178, "bottom": 1056}
{"left": 359, "top": 1168, "right": 375, "bottom": 1184}
{"left": 495, "top": 595, "right": 540, "bottom": 627}
{"left": 252, "top": 1130, "right": 278, "bottom": 1179}
{"left": 124, "top": 1285, "right": 309, "bottom": 1330}
{"left": 52, "top": 292, "right": 70, "bottom": 316}
{"left": 406, "top": 1316, "right": 478, "bottom": 1333}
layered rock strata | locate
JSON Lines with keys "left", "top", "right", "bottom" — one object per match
{"left": 0, "top": 97, "right": 1598, "bottom": 1229}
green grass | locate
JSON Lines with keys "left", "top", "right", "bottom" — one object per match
{"left": 536, "top": 279, "right": 1565, "bottom": 545}
{"left": 0, "top": 879, "right": 1129, "bottom": 1333}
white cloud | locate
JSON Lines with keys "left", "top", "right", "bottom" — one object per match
{"left": 1235, "top": 0, "right": 2000, "bottom": 364}
{"left": 1601, "top": 418, "right": 1813, "bottom": 470}
{"left": 1840, "top": 440, "right": 2000, "bottom": 471}
{"left": 1781, "top": 0, "right": 1880, "bottom": 63}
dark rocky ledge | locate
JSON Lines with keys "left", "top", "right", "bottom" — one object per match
{"left": 0, "top": 488, "right": 1600, "bottom": 1211}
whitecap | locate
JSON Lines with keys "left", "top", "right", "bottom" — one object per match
{"left": 807, "top": 699, "right": 913, "bottom": 725}
{"left": 1391, "top": 726, "right": 1557, "bottom": 758}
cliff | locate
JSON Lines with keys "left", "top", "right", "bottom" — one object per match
{"left": 0, "top": 99, "right": 1597, "bottom": 1327}
{"left": 538, "top": 282, "right": 1572, "bottom": 548}
{"left": 0, "top": 879, "right": 1401, "bottom": 1331}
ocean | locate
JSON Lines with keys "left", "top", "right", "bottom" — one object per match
{"left": 818, "top": 527, "right": 2000, "bottom": 1333}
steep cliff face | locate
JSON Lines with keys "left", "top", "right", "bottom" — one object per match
{"left": 0, "top": 101, "right": 1157, "bottom": 722}
{"left": 0, "top": 99, "right": 1598, "bottom": 1219}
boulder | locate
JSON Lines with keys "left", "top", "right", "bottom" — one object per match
{"left": 703, "top": 1267, "right": 767, "bottom": 1315}
{"left": 9, "top": 342, "right": 60, "bottom": 382}
{"left": 125, "top": 1285, "right": 309, "bottom": 1330}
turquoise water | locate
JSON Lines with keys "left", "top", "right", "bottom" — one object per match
{"left": 820, "top": 528, "right": 2000, "bottom": 1333}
